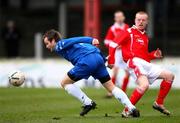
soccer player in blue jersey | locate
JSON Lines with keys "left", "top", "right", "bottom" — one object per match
{"left": 42, "top": 29, "right": 140, "bottom": 117}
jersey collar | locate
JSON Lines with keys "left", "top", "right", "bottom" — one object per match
{"left": 114, "top": 22, "right": 125, "bottom": 29}
{"left": 132, "top": 25, "right": 146, "bottom": 34}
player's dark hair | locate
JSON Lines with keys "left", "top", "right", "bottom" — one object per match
{"left": 43, "top": 29, "right": 62, "bottom": 42}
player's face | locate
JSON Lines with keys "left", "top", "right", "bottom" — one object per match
{"left": 135, "top": 14, "right": 148, "bottom": 31}
{"left": 114, "top": 12, "right": 125, "bottom": 24}
{"left": 44, "top": 37, "right": 56, "bottom": 52}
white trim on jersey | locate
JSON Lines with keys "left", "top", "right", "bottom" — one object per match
{"left": 109, "top": 41, "right": 118, "bottom": 48}
{"left": 111, "top": 23, "right": 126, "bottom": 37}
{"left": 127, "top": 28, "right": 134, "bottom": 57}
{"left": 132, "top": 25, "right": 146, "bottom": 34}
{"left": 104, "top": 39, "right": 113, "bottom": 45}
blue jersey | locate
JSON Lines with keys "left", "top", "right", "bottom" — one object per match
{"left": 54, "top": 37, "right": 101, "bottom": 65}
{"left": 54, "top": 36, "right": 110, "bottom": 83}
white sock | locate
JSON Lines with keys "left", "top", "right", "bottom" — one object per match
{"left": 64, "top": 84, "right": 92, "bottom": 106}
{"left": 112, "top": 87, "right": 135, "bottom": 111}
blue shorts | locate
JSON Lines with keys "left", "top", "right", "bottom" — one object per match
{"left": 67, "top": 53, "right": 110, "bottom": 84}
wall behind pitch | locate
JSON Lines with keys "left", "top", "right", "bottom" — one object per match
{"left": 0, "top": 58, "right": 179, "bottom": 88}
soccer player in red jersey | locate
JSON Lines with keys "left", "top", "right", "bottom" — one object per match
{"left": 112, "top": 11, "right": 174, "bottom": 117}
{"left": 104, "top": 10, "right": 130, "bottom": 97}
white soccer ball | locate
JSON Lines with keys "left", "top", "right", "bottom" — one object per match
{"left": 9, "top": 71, "right": 25, "bottom": 87}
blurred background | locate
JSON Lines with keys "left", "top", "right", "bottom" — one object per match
{"left": 0, "top": 0, "right": 180, "bottom": 57}
{"left": 0, "top": 0, "right": 180, "bottom": 88}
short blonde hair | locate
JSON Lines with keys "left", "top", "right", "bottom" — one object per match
{"left": 135, "top": 11, "right": 148, "bottom": 18}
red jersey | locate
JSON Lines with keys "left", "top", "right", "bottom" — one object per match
{"left": 104, "top": 23, "right": 129, "bottom": 64}
{"left": 104, "top": 23, "right": 129, "bottom": 47}
{"left": 114, "top": 25, "right": 156, "bottom": 63}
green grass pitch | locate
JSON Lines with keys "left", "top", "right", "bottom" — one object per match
{"left": 0, "top": 87, "right": 180, "bottom": 123}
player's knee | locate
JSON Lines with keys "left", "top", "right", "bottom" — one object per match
{"left": 138, "top": 83, "right": 149, "bottom": 92}
{"left": 166, "top": 72, "right": 175, "bottom": 82}
{"left": 163, "top": 70, "right": 175, "bottom": 82}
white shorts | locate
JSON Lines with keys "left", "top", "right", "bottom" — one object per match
{"left": 127, "top": 57, "right": 163, "bottom": 84}
{"left": 114, "top": 48, "right": 128, "bottom": 70}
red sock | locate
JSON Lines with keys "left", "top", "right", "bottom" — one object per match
{"left": 156, "top": 80, "right": 172, "bottom": 105}
{"left": 130, "top": 88, "right": 146, "bottom": 105}
{"left": 121, "top": 75, "right": 129, "bottom": 92}
{"left": 111, "top": 76, "right": 116, "bottom": 85}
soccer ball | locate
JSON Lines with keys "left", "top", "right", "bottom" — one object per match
{"left": 9, "top": 70, "right": 25, "bottom": 87}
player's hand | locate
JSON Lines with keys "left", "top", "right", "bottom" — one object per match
{"left": 107, "top": 64, "right": 114, "bottom": 69}
{"left": 154, "top": 48, "right": 163, "bottom": 58}
{"left": 92, "top": 38, "right": 99, "bottom": 47}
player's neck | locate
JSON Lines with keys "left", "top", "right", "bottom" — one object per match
{"left": 115, "top": 21, "right": 123, "bottom": 25}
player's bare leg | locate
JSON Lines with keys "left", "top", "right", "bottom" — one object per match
{"left": 122, "top": 75, "right": 148, "bottom": 117}
{"left": 61, "top": 74, "right": 96, "bottom": 116}
{"left": 106, "top": 66, "right": 119, "bottom": 98}
{"left": 153, "top": 70, "right": 174, "bottom": 115}
{"left": 130, "top": 75, "right": 149, "bottom": 105}
{"left": 103, "top": 80, "right": 140, "bottom": 117}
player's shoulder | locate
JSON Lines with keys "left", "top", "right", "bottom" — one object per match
{"left": 125, "top": 23, "right": 130, "bottom": 28}
{"left": 110, "top": 23, "right": 121, "bottom": 31}
{"left": 108, "top": 25, "right": 115, "bottom": 31}
{"left": 127, "top": 28, "right": 132, "bottom": 33}
{"left": 127, "top": 26, "right": 136, "bottom": 33}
